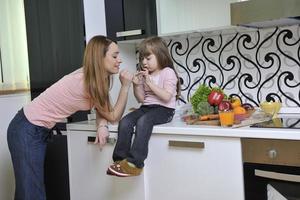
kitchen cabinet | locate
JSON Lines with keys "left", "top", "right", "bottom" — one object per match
{"left": 104, "top": 0, "right": 157, "bottom": 41}
{"left": 67, "top": 130, "right": 145, "bottom": 200}
{"left": 24, "top": 0, "right": 85, "bottom": 99}
{"left": 156, "top": 0, "right": 239, "bottom": 35}
{"left": 67, "top": 128, "right": 245, "bottom": 200}
{"left": 145, "top": 134, "right": 245, "bottom": 200}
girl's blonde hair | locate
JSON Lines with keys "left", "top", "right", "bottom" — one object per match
{"left": 83, "top": 35, "right": 114, "bottom": 116}
{"left": 138, "top": 36, "right": 181, "bottom": 98}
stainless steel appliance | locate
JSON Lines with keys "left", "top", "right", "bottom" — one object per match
{"left": 250, "top": 118, "right": 300, "bottom": 129}
{"left": 242, "top": 138, "right": 300, "bottom": 200}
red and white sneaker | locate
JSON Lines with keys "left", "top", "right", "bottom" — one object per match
{"left": 107, "top": 159, "right": 142, "bottom": 177}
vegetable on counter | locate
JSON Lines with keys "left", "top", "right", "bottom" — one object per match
{"left": 199, "top": 114, "right": 219, "bottom": 121}
{"left": 190, "top": 84, "right": 213, "bottom": 115}
{"left": 208, "top": 89, "right": 224, "bottom": 106}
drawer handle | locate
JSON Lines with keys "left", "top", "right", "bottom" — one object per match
{"left": 168, "top": 140, "right": 205, "bottom": 149}
{"left": 255, "top": 169, "right": 300, "bottom": 183}
{"left": 268, "top": 149, "right": 277, "bottom": 159}
{"left": 116, "top": 29, "right": 143, "bottom": 37}
{"left": 87, "top": 136, "right": 116, "bottom": 145}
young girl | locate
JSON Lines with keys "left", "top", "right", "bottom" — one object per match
{"left": 7, "top": 35, "right": 133, "bottom": 199}
{"left": 107, "top": 36, "right": 181, "bottom": 177}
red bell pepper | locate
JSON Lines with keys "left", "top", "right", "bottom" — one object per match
{"left": 208, "top": 90, "right": 224, "bottom": 106}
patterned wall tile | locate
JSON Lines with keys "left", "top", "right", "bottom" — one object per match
{"left": 166, "top": 25, "right": 300, "bottom": 108}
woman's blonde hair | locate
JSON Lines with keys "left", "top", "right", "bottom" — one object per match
{"left": 83, "top": 35, "right": 114, "bottom": 116}
{"left": 138, "top": 36, "right": 181, "bottom": 98}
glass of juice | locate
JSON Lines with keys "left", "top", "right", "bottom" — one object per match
{"left": 219, "top": 110, "right": 234, "bottom": 127}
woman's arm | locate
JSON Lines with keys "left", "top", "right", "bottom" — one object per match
{"left": 94, "top": 114, "right": 109, "bottom": 148}
{"left": 100, "top": 69, "right": 133, "bottom": 123}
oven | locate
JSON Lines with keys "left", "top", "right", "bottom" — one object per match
{"left": 242, "top": 138, "right": 300, "bottom": 200}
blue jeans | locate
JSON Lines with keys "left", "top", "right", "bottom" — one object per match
{"left": 7, "top": 109, "right": 51, "bottom": 200}
{"left": 113, "top": 105, "right": 175, "bottom": 168}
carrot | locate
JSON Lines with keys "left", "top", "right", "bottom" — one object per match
{"left": 199, "top": 114, "right": 219, "bottom": 121}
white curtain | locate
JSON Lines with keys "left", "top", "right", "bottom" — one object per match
{"left": 0, "top": 0, "right": 30, "bottom": 90}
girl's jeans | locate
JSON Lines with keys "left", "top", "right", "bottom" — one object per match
{"left": 7, "top": 109, "right": 51, "bottom": 200}
{"left": 113, "top": 105, "right": 175, "bottom": 168}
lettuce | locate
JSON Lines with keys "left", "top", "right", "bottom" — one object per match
{"left": 190, "top": 84, "right": 212, "bottom": 114}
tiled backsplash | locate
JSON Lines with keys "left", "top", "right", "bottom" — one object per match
{"left": 166, "top": 25, "right": 300, "bottom": 108}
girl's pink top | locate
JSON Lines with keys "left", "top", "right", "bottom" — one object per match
{"left": 142, "top": 67, "right": 178, "bottom": 109}
{"left": 24, "top": 68, "right": 92, "bottom": 129}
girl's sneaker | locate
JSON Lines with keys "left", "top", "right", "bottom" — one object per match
{"left": 106, "top": 161, "right": 121, "bottom": 176}
{"left": 107, "top": 159, "right": 142, "bottom": 177}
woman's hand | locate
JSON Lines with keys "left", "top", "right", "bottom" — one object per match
{"left": 94, "top": 126, "right": 109, "bottom": 149}
{"left": 119, "top": 69, "right": 133, "bottom": 87}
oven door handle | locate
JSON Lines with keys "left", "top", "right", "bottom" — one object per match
{"left": 255, "top": 169, "right": 300, "bottom": 183}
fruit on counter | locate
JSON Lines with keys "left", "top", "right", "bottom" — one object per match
{"left": 218, "top": 100, "right": 233, "bottom": 111}
{"left": 241, "top": 103, "right": 254, "bottom": 111}
{"left": 233, "top": 106, "right": 246, "bottom": 115}
{"left": 207, "top": 90, "right": 224, "bottom": 106}
{"left": 230, "top": 97, "right": 242, "bottom": 108}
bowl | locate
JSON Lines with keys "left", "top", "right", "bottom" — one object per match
{"left": 234, "top": 109, "right": 255, "bottom": 124}
{"left": 260, "top": 101, "right": 282, "bottom": 118}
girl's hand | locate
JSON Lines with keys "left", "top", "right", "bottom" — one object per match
{"left": 94, "top": 126, "right": 109, "bottom": 149}
{"left": 132, "top": 71, "right": 144, "bottom": 85}
{"left": 119, "top": 69, "right": 133, "bottom": 87}
{"left": 141, "top": 69, "right": 152, "bottom": 85}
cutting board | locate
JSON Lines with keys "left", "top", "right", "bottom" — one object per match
{"left": 185, "top": 113, "right": 272, "bottom": 127}
{"left": 186, "top": 119, "right": 220, "bottom": 126}
{"left": 232, "top": 116, "right": 272, "bottom": 128}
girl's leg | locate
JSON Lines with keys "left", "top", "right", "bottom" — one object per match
{"left": 7, "top": 109, "right": 50, "bottom": 200}
{"left": 112, "top": 108, "right": 144, "bottom": 162}
{"left": 127, "top": 106, "right": 175, "bottom": 168}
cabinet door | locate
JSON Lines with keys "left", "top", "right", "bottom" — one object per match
{"left": 157, "top": 0, "right": 238, "bottom": 35}
{"left": 67, "top": 130, "right": 145, "bottom": 200}
{"left": 145, "top": 134, "right": 244, "bottom": 200}
{"left": 104, "top": 0, "right": 157, "bottom": 41}
{"left": 24, "top": 0, "right": 85, "bottom": 99}
{"left": 123, "top": 0, "right": 157, "bottom": 40}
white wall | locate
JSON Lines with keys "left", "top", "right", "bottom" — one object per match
{"left": 110, "top": 43, "right": 140, "bottom": 114}
{"left": 83, "top": 0, "right": 107, "bottom": 42}
{"left": 83, "top": 0, "right": 139, "bottom": 112}
{"left": 0, "top": 93, "right": 30, "bottom": 200}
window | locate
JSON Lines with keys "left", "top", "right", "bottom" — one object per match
{"left": 0, "top": 0, "right": 30, "bottom": 91}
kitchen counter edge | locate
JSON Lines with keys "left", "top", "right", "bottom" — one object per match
{"left": 67, "top": 120, "right": 300, "bottom": 140}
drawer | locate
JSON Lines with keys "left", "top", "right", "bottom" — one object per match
{"left": 242, "top": 138, "right": 300, "bottom": 167}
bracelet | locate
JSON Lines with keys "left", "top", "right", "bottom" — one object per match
{"left": 97, "top": 124, "right": 109, "bottom": 129}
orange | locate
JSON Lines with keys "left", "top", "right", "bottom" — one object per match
{"left": 233, "top": 106, "right": 246, "bottom": 115}
{"left": 231, "top": 97, "right": 242, "bottom": 108}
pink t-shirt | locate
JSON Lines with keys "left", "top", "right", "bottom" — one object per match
{"left": 24, "top": 68, "right": 92, "bottom": 129}
{"left": 142, "top": 67, "right": 177, "bottom": 109}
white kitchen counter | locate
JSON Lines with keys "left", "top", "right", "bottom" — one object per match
{"left": 67, "top": 115, "right": 300, "bottom": 140}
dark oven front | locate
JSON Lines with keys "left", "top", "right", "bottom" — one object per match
{"left": 242, "top": 138, "right": 300, "bottom": 200}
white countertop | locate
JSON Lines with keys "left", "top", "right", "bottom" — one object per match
{"left": 67, "top": 114, "right": 300, "bottom": 140}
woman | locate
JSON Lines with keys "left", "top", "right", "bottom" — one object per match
{"left": 7, "top": 35, "right": 133, "bottom": 200}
